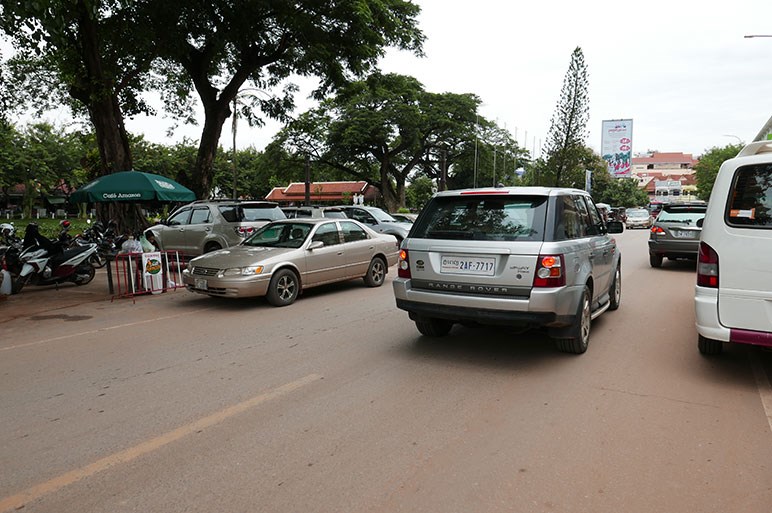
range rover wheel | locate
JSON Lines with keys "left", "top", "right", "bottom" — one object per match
{"left": 415, "top": 317, "right": 453, "bottom": 337}
{"left": 266, "top": 269, "right": 299, "bottom": 307}
{"left": 363, "top": 257, "right": 386, "bottom": 287}
{"left": 698, "top": 335, "right": 723, "bottom": 355}
{"left": 554, "top": 286, "right": 591, "bottom": 354}
{"left": 649, "top": 253, "right": 663, "bottom": 268}
{"left": 608, "top": 264, "right": 621, "bottom": 311}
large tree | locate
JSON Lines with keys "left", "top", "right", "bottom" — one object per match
{"left": 694, "top": 144, "right": 742, "bottom": 201}
{"left": 0, "top": 0, "right": 159, "bottom": 232}
{"left": 279, "top": 73, "right": 480, "bottom": 211}
{"left": 541, "top": 47, "right": 590, "bottom": 187}
{"left": 149, "top": 0, "right": 424, "bottom": 199}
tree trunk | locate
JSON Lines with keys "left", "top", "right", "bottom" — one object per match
{"left": 191, "top": 104, "right": 230, "bottom": 199}
{"left": 74, "top": 0, "right": 143, "bottom": 236}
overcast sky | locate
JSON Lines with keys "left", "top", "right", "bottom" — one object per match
{"left": 11, "top": 0, "right": 772, "bottom": 158}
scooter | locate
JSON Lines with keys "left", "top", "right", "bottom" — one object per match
{"left": 3, "top": 223, "right": 98, "bottom": 294}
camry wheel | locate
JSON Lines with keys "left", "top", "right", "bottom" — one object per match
{"left": 554, "top": 286, "right": 591, "bottom": 354}
{"left": 266, "top": 269, "right": 299, "bottom": 307}
{"left": 649, "top": 253, "right": 663, "bottom": 268}
{"left": 363, "top": 257, "right": 386, "bottom": 287}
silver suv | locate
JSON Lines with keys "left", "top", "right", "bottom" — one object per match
{"left": 147, "top": 200, "right": 285, "bottom": 257}
{"left": 393, "top": 187, "right": 624, "bottom": 354}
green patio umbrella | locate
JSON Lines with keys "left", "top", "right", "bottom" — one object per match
{"left": 70, "top": 170, "right": 196, "bottom": 203}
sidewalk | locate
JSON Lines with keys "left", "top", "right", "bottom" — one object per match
{"left": 0, "top": 268, "right": 115, "bottom": 321}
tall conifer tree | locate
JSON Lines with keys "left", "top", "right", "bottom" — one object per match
{"left": 542, "top": 47, "right": 589, "bottom": 187}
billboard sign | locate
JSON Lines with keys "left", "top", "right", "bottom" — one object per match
{"left": 601, "top": 119, "right": 633, "bottom": 178}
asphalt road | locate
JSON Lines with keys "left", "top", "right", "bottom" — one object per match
{"left": 1, "top": 229, "right": 771, "bottom": 513}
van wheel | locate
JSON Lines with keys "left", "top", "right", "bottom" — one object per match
{"left": 608, "top": 264, "right": 621, "bottom": 311}
{"left": 266, "top": 269, "right": 299, "bottom": 307}
{"left": 698, "top": 335, "right": 723, "bottom": 355}
{"left": 415, "top": 317, "right": 453, "bottom": 337}
{"left": 363, "top": 257, "right": 386, "bottom": 287}
{"left": 553, "top": 286, "right": 591, "bottom": 354}
{"left": 649, "top": 253, "right": 663, "bottom": 268}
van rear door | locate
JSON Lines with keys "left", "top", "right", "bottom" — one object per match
{"left": 716, "top": 163, "right": 772, "bottom": 332}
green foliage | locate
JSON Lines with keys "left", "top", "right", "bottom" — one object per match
{"left": 542, "top": 47, "right": 590, "bottom": 187}
{"left": 405, "top": 176, "right": 435, "bottom": 211}
{"left": 694, "top": 144, "right": 742, "bottom": 201}
{"left": 280, "top": 72, "right": 482, "bottom": 210}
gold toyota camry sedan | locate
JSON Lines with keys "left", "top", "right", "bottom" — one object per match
{"left": 182, "top": 218, "right": 399, "bottom": 306}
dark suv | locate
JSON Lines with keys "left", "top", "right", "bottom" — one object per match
{"left": 648, "top": 201, "right": 707, "bottom": 267}
{"left": 147, "top": 200, "right": 285, "bottom": 257}
{"left": 393, "top": 187, "right": 624, "bottom": 354}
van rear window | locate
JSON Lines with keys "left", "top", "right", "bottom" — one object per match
{"left": 411, "top": 195, "right": 548, "bottom": 241}
{"left": 725, "top": 164, "right": 772, "bottom": 228}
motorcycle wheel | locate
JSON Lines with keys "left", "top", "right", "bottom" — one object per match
{"left": 74, "top": 264, "right": 96, "bottom": 286}
{"left": 11, "top": 275, "right": 28, "bottom": 294}
{"left": 90, "top": 252, "right": 107, "bottom": 269}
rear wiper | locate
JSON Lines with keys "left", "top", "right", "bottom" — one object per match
{"left": 426, "top": 230, "right": 473, "bottom": 240}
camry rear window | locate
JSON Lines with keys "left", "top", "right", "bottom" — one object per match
{"left": 726, "top": 164, "right": 772, "bottom": 228}
{"left": 411, "top": 195, "right": 547, "bottom": 241}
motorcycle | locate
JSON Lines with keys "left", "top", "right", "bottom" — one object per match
{"left": 0, "top": 222, "right": 22, "bottom": 259}
{"left": 70, "top": 219, "right": 127, "bottom": 268}
{"left": 3, "top": 223, "right": 98, "bottom": 294}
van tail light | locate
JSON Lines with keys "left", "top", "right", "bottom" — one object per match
{"left": 397, "top": 249, "right": 411, "bottom": 279}
{"left": 651, "top": 226, "right": 665, "bottom": 234}
{"left": 697, "top": 241, "right": 719, "bottom": 288}
{"left": 533, "top": 254, "right": 565, "bottom": 287}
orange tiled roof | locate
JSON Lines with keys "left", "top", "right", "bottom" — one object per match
{"left": 265, "top": 181, "right": 375, "bottom": 203}
{"left": 632, "top": 152, "right": 698, "bottom": 166}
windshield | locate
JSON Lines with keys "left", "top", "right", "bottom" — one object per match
{"left": 367, "top": 208, "right": 398, "bottom": 223}
{"left": 656, "top": 211, "right": 705, "bottom": 225}
{"left": 243, "top": 222, "right": 311, "bottom": 249}
{"left": 411, "top": 195, "right": 548, "bottom": 241}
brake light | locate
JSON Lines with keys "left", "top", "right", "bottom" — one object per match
{"left": 651, "top": 226, "right": 665, "bottom": 234}
{"left": 533, "top": 254, "right": 565, "bottom": 287}
{"left": 398, "top": 249, "right": 411, "bottom": 279}
{"left": 235, "top": 226, "right": 255, "bottom": 237}
{"left": 697, "top": 242, "right": 719, "bottom": 288}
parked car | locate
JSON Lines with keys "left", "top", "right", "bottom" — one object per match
{"left": 182, "top": 218, "right": 399, "bottom": 305}
{"left": 281, "top": 206, "right": 347, "bottom": 219}
{"left": 390, "top": 213, "right": 418, "bottom": 224}
{"left": 334, "top": 205, "right": 412, "bottom": 244}
{"left": 648, "top": 202, "right": 707, "bottom": 267}
{"left": 147, "top": 200, "right": 285, "bottom": 257}
{"left": 393, "top": 187, "right": 624, "bottom": 354}
{"left": 625, "top": 208, "right": 653, "bottom": 229}
{"left": 695, "top": 141, "right": 772, "bottom": 355}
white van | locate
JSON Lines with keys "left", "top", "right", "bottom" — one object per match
{"left": 695, "top": 141, "right": 772, "bottom": 354}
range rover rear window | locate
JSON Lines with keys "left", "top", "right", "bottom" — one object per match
{"left": 411, "top": 195, "right": 548, "bottom": 241}
{"left": 725, "top": 164, "right": 772, "bottom": 229}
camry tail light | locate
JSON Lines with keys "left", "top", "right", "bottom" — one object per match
{"left": 533, "top": 254, "right": 565, "bottom": 287}
{"left": 697, "top": 241, "right": 719, "bottom": 288}
{"left": 651, "top": 226, "right": 665, "bottom": 234}
{"left": 397, "top": 249, "right": 411, "bottom": 279}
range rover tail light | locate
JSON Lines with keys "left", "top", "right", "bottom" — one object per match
{"left": 397, "top": 249, "right": 411, "bottom": 279}
{"left": 697, "top": 241, "right": 719, "bottom": 288}
{"left": 533, "top": 254, "right": 565, "bottom": 287}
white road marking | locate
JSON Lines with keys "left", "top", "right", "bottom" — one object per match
{"left": 0, "top": 373, "right": 322, "bottom": 512}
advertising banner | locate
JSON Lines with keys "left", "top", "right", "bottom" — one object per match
{"left": 141, "top": 251, "right": 163, "bottom": 294}
{"left": 601, "top": 119, "right": 633, "bottom": 178}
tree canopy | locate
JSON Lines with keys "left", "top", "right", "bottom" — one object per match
{"left": 694, "top": 144, "right": 742, "bottom": 201}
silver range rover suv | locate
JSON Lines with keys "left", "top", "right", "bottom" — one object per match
{"left": 393, "top": 187, "right": 625, "bottom": 354}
